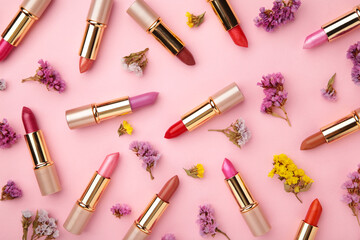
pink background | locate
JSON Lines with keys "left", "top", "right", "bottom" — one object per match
{"left": 1, "top": 0, "right": 360, "bottom": 239}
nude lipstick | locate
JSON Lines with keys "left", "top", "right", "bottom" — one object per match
{"left": 301, "top": 108, "right": 360, "bottom": 150}
{"left": 127, "top": 0, "right": 195, "bottom": 66}
{"left": 222, "top": 158, "right": 271, "bottom": 237}
{"left": 304, "top": 5, "right": 360, "bottom": 49}
{"left": 65, "top": 92, "right": 158, "bottom": 129}
{"left": 63, "top": 152, "right": 119, "bottom": 235}
{"left": 294, "top": 199, "right": 322, "bottom": 240}
{"left": 0, "top": 0, "right": 52, "bottom": 61}
{"left": 206, "top": 0, "right": 248, "bottom": 47}
{"left": 165, "top": 83, "right": 244, "bottom": 139}
{"left": 123, "top": 175, "right": 179, "bottom": 240}
{"left": 22, "top": 106, "right": 61, "bottom": 196}
{"left": 79, "top": 0, "right": 113, "bottom": 73}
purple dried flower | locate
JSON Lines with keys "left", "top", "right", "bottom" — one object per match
{"left": 129, "top": 141, "right": 161, "bottom": 180}
{"left": 197, "top": 204, "right": 230, "bottom": 239}
{"left": 1, "top": 180, "right": 22, "bottom": 200}
{"left": 22, "top": 59, "right": 66, "bottom": 93}
{"left": 347, "top": 41, "right": 360, "bottom": 65}
{"left": 0, "top": 79, "right": 6, "bottom": 90}
{"left": 351, "top": 64, "right": 360, "bottom": 85}
{"left": 110, "top": 203, "right": 131, "bottom": 219}
{"left": 342, "top": 164, "right": 360, "bottom": 227}
{"left": 321, "top": 73, "right": 337, "bottom": 101}
{"left": 342, "top": 193, "right": 353, "bottom": 204}
{"left": 254, "top": 0, "right": 301, "bottom": 32}
{"left": 161, "top": 233, "right": 176, "bottom": 240}
{"left": 0, "top": 118, "right": 20, "bottom": 149}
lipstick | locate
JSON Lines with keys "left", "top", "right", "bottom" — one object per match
{"left": 222, "top": 158, "right": 270, "bottom": 236}
{"left": 303, "top": 5, "right": 360, "bottom": 49}
{"left": 79, "top": 0, "right": 113, "bottom": 73}
{"left": 206, "top": 0, "right": 248, "bottom": 47}
{"left": 127, "top": 0, "right": 195, "bottom": 66}
{"left": 123, "top": 175, "right": 179, "bottom": 240}
{"left": 164, "top": 83, "right": 244, "bottom": 139}
{"left": 294, "top": 199, "right": 322, "bottom": 240}
{"left": 22, "top": 106, "right": 61, "bottom": 196}
{"left": 300, "top": 108, "right": 360, "bottom": 150}
{"left": 65, "top": 92, "right": 158, "bottom": 129}
{"left": 63, "top": 152, "right": 119, "bottom": 235}
{"left": 0, "top": 0, "right": 52, "bottom": 61}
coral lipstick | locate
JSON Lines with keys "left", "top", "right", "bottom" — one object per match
{"left": 300, "top": 108, "right": 360, "bottom": 150}
{"left": 207, "top": 0, "right": 248, "bottom": 47}
{"left": 127, "top": 0, "right": 195, "bottom": 66}
{"left": 79, "top": 0, "right": 114, "bottom": 73}
{"left": 123, "top": 175, "right": 179, "bottom": 240}
{"left": 303, "top": 5, "right": 360, "bottom": 49}
{"left": 294, "top": 199, "right": 322, "bottom": 240}
{"left": 65, "top": 92, "right": 158, "bottom": 129}
{"left": 165, "top": 83, "right": 244, "bottom": 139}
{"left": 64, "top": 153, "right": 119, "bottom": 235}
{"left": 0, "top": 0, "right": 52, "bottom": 61}
{"left": 22, "top": 106, "right": 61, "bottom": 196}
{"left": 222, "top": 158, "right": 271, "bottom": 237}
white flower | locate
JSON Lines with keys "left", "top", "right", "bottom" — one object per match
{"left": 48, "top": 218, "right": 57, "bottom": 227}
{"left": 53, "top": 230, "right": 60, "bottom": 238}
{"left": 22, "top": 210, "right": 32, "bottom": 218}
{"left": 121, "top": 58, "right": 128, "bottom": 70}
{"left": 128, "top": 63, "right": 143, "bottom": 77}
{"left": 0, "top": 79, "right": 6, "bottom": 90}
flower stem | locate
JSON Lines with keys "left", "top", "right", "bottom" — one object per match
{"left": 294, "top": 193, "right": 303, "bottom": 203}
{"left": 22, "top": 229, "right": 28, "bottom": 240}
{"left": 21, "top": 76, "right": 38, "bottom": 82}
{"left": 208, "top": 129, "right": 225, "bottom": 133}
{"left": 216, "top": 228, "right": 231, "bottom": 240}
{"left": 147, "top": 168, "right": 154, "bottom": 180}
{"left": 280, "top": 106, "right": 291, "bottom": 127}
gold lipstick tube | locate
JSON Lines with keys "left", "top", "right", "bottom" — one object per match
{"left": 65, "top": 96, "right": 132, "bottom": 129}
{"left": 127, "top": 0, "right": 184, "bottom": 56}
{"left": 24, "top": 130, "right": 61, "bottom": 196}
{"left": 181, "top": 82, "right": 244, "bottom": 131}
{"left": 79, "top": 0, "right": 113, "bottom": 60}
{"left": 2, "top": 0, "right": 52, "bottom": 46}
{"left": 294, "top": 221, "right": 318, "bottom": 240}
{"left": 63, "top": 172, "right": 110, "bottom": 235}
{"left": 226, "top": 173, "right": 271, "bottom": 236}
{"left": 320, "top": 108, "right": 360, "bottom": 143}
{"left": 322, "top": 6, "right": 360, "bottom": 41}
{"left": 123, "top": 195, "right": 168, "bottom": 240}
{"left": 207, "top": 0, "right": 239, "bottom": 31}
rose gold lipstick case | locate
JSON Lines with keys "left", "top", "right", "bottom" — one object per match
{"left": 294, "top": 221, "right": 318, "bottom": 240}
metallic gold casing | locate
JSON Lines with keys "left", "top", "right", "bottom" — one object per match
{"left": 79, "top": 21, "right": 106, "bottom": 60}
{"left": 294, "top": 221, "right": 318, "bottom": 240}
{"left": 322, "top": 6, "right": 360, "bottom": 41}
{"left": 207, "top": 0, "right": 239, "bottom": 31}
{"left": 123, "top": 224, "right": 149, "bottom": 240}
{"left": 320, "top": 109, "right": 360, "bottom": 143}
{"left": 135, "top": 195, "right": 169, "bottom": 234}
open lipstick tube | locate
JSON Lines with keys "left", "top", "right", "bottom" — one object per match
{"left": 208, "top": 0, "right": 239, "bottom": 31}
{"left": 294, "top": 199, "right": 322, "bottom": 240}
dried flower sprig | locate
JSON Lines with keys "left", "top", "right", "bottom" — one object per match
{"left": 254, "top": 0, "right": 301, "bottom": 32}
{"left": 22, "top": 59, "right": 66, "bottom": 93}
{"left": 162, "top": 233, "right": 176, "bottom": 240}
{"left": 209, "top": 118, "right": 251, "bottom": 149}
{"left": 118, "top": 121, "right": 133, "bottom": 136}
{"left": 1, "top": 180, "right": 22, "bottom": 201}
{"left": 0, "top": 119, "right": 20, "bottom": 149}
{"left": 342, "top": 164, "right": 360, "bottom": 227}
{"left": 258, "top": 72, "right": 291, "bottom": 126}
{"left": 269, "top": 154, "right": 313, "bottom": 203}
{"left": 321, "top": 73, "right": 337, "bottom": 101}
{"left": 110, "top": 203, "right": 131, "bottom": 219}
{"left": 22, "top": 210, "right": 33, "bottom": 240}
{"left": 122, "top": 48, "right": 149, "bottom": 77}
{"left": 347, "top": 42, "right": 360, "bottom": 85}
{"left": 186, "top": 12, "right": 205, "bottom": 28}
{"left": 0, "top": 79, "right": 6, "bottom": 90}
{"left": 129, "top": 141, "right": 161, "bottom": 180}
{"left": 30, "top": 209, "right": 59, "bottom": 240}
{"left": 184, "top": 164, "right": 204, "bottom": 178}
{"left": 197, "top": 204, "right": 230, "bottom": 240}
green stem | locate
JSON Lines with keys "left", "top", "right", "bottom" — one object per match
{"left": 208, "top": 129, "right": 225, "bottom": 133}
{"left": 216, "top": 228, "right": 231, "bottom": 240}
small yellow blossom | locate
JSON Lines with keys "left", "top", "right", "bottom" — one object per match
{"left": 186, "top": 12, "right": 205, "bottom": 28}
{"left": 184, "top": 164, "right": 204, "bottom": 178}
{"left": 118, "top": 121, "right": 133, "bottom": 136}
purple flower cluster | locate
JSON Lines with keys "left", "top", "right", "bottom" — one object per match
{"left": 1, "top": 180, "right": 22, "bottom": 200}
{"left": 0, "top": 118, "right": 20, "bottom": 149}
{"left": 342, "top": 164, "right": 360, "bottom": 226}
{"left": 161, "top": 233, "right": 176, "bottom": 240}
{"left": 347, "top": 42, "right": 360, "bottom": 85}
{"left": 254, "top": 0, "right": 301, "bottom": 32}
{"left": 197, "top": 204, "right": 217, "bottom": 237}
{"left": 110, "top": 203, "right": 131, "bottom": 219}
{"left": 129, "top": 141, "right": 161, "bottom": 180}
{"left": 321, "top": 73, "right": 337, "bottom": 101}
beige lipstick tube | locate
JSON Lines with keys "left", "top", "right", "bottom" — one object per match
{"left": 24, "top": 130, "right": 61, "bottom": 196}
{"left": 294, "top": 221, "right": 318, "bottom": 240}
{"left": 79, "top": 0, "right": 113, "bottom": 60}
{"left": 2, "top": 0, "right": 52, "bottom": 47}
{"left": 207, "top": 0, "right": 239, "bottom": 31}
{"left": 225, "top": 173, "right": 271, "bottom": 236}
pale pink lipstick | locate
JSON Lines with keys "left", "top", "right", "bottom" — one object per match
{"left": 98, "top": 152, "right": 120, "bottom": 178}
{"left": 303, "top": 29, "right": 328, "bottom": 49}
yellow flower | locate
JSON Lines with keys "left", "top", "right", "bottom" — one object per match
{"left": 268, "top": 169, "right": 275, "bottom": 178}
{"left": 184, "top": 164, "right": 204, "bottom": 178}
{"left": 294, "top": 186, "right": 300, "bottom": 193}
{"left": 186, "top": 12, "right": 194, "bottom": 28}
{"left": 186, "top": 12, "right": 205, "bottom": 28}
{"left": 302, "top": 175, "right": 313, "bottom": 184}
{"left": 287, "top": 163, "right": 297, "bottom": 172}
{"left": 122, "top": 121, "right": 133, "bottom": 135}
{"left": 286, "top": 177, "right": 299, "bottom": 185}
{"left": 196, "top": 164, "right": 204, "bottom": 178}
{"left": 294, "top": 169, "right": 305, "bottom": 177}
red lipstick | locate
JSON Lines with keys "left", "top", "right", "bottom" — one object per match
{"left": 207, "top": 0, "right": 248, "bottom": 47}
{"left": 165, "top": 83, "right": 244, "bottom": 139}
{"left": 22, "top": 106, "right": 61, "bottom": 196}
{"left": 294, "top": 199, "right": 322, "bottom": 240}
{"left": 123, "top": 175, "right": 179, "bottom": 239}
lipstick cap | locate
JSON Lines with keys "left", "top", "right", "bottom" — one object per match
{"left": 35, "top": 164, "right": 61, "bottom": 196}
{"left": 63, "top": 203, "right": 94, "bottom": 235}
{"left": 211, "top": 82, "right": 244, "bottom": 113}
{"left": 87, "top": 0, "right": 114, "bottom": 24}
{"left": 294, "top": 221, "right": 318, "bottom": 240}
{"left": 127, "top": 0, "right": 159, "bottom": 31}
{"left": 123, "top": 224, "right": 149, "bottom": 240}
{"left": 242, "top": 205, "right": 271, "bottom": 236}
{"left": 21, "top": 0, "right": 52, "bottom": 17}
{"left": 65, "top": 104, "right": 97, "bottom": 129}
